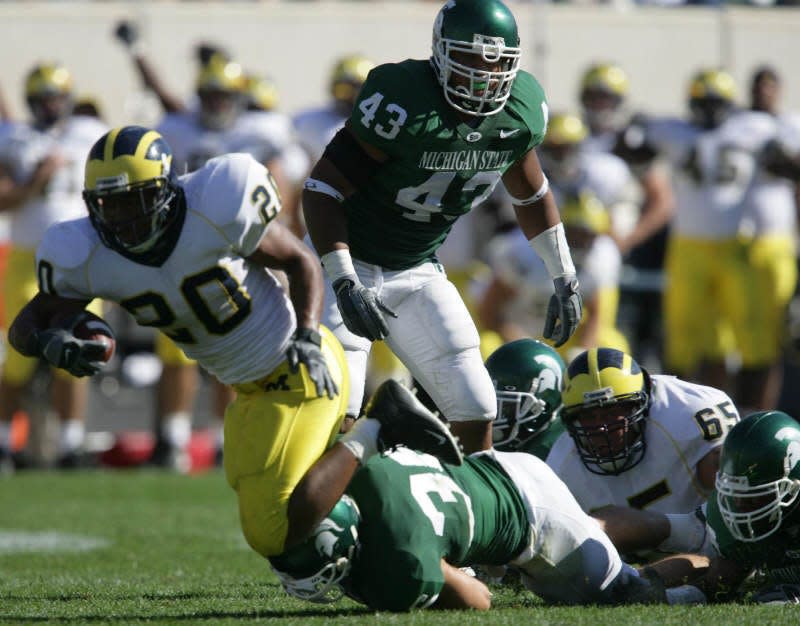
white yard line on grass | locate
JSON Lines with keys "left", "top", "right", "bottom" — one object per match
{"left": 0, "top": 530, "right": 110, "bottom": 553}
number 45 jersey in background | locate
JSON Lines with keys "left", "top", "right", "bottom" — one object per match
{"left": 345, "top": 60, "right": 548, "bottom": 270}
{"left": 546, "top": 374, "right": 739, "bottom": 514}
{"left": 35, "top": 153, "right": 294, "bottom": 385}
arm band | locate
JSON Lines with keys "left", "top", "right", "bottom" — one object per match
{"left": 303, "top": 178, "right": 344, "bottom": 203}
{"left": 528, "top": 223, "right": 576, "bottom": 279}
{"left": 320, "top": 249, "right": 357, "bottom": 283}
{"left": 509, "top": 175, "right": 549, "bottom": 206}
{"left": 322, "top": 126, "right": 382, "bottom": 189}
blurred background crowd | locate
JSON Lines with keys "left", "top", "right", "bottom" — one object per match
{"left": 0, "top": 0, "right": 799, "bottom": 472}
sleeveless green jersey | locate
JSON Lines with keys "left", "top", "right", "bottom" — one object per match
{"left": 520, "top": 419, "right": 566, "bottom": 461}
{"left": 344, "top": 448, "right": 530, "bottom": 611}
{"left": 706, "top": 490, "right": 800, "bottom": 584}
{"left": 346, "top": 59, "right": 548, "bottom": 270}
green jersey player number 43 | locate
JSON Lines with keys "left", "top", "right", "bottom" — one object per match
{"left": 303, "top": 0, "right": 583, "bottom": 453}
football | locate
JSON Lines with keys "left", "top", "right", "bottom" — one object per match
{"left": 63, "top": 310, "right": 116, "bottom": 363}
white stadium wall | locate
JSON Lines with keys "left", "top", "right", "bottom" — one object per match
{"left": 0, "top": 3, "right": 799, "bottom": 126}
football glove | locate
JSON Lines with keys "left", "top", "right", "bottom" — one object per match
{"left": 286, "top": 328, "right": 339, "bottom": 399}
{"left": 543, "top": 274, "right": 583, "bottom": 347}
{"left": 333, "top": 278, "right": 397, "bottom": 342}
{"left": 113, "top": 20, "right": 139, "bottom": 48}
{"left": 35, "top": 328, "right": 107, "bottom": 378}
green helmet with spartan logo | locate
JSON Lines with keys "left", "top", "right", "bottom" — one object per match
{"left": 716, "top": 411, "right": 800, "bottom": 543}
{"left": 270, "top": 495, "right": 361, "bottom": 603}
{"left": 430, "top": 0, "right": 521, "bottom": 117}
{"left": 485, "top": 339, "right": 565, "bottom": 451}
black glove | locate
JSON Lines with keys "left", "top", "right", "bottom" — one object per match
{"left": 543, "top": 274, "right": 583, "bottom": 347}
{"left": 113, "top": 20, "right": 139, "bottom": 48}
{"left": 286, "top": 328, "right": 339, "bottom": 399}
{"left": 333, "top": 278, "right": 398, "bottom": 342}
{"left": 35, "top": 328, "right": 107, "bottom": 377}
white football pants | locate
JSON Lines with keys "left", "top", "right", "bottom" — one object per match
{"left": 321, "top": 259, "right": 496, "bottom": 422}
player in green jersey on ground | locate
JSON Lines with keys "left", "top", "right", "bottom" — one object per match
{"left": 303, "top": 0, "right": 583, "bottom": 453}
{"left": 270, "top": 381, "right": 707, "bottom": 610}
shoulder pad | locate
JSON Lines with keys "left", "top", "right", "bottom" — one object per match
{"left": 348, "top": 61, "right": 429, "bottom": 154}
{"left": 38, "top": 218, "right": 99, "bottom": 271}
{"left": 506, "top": 71, "right": 549, "bottom": 148}
{"left": 183, "top": 153, "right": 279, "bottom": 254}
{"left": 183, "top": 153, "right": 253, "bottom": 223}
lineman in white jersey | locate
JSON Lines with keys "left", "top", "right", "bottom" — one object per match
{"left": 627, "top": 70, "right": 781, "bottom": 401}
{"left": 479, "top": 113, "right": 630, "bottom": 361}
{"left": 8, "top": 125, "right": 460, "bottom": 559}
{"left": 0, "top": 63, "right": 107, "bottom": 471}
{"left": 547, "top": 347, "right": 739, "bottom": 518}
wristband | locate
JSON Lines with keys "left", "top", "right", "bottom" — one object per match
{"left": 293, "top": 327, "right": 322, "bottom": 346}
{"left": 304, "top": 178, "right": 344, "bottom": 203}
{"left": 320, "top": 249, "right": 357, "bottom": 284}
{"left": 509, "top": 175, "right": 549, "bottom": 205}
{"left": 529, "top": 223, "right": 576, "bottom": 279}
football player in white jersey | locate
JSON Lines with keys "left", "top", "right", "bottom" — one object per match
{"left": 478, "top": 113, "right": 630, "bottom": 361}
{"left": 116, "top": 46, "right": 308, "bottom": 469}
{"left": 622, "top": 69, "right": 792, "bottom": 409}
{"left": 7, "top": 125, "right": 461, "bottom": 558}
{"left": 547, "top": 347, "right": 739, "bottom": 519}
{"left": 0, "top": 63, "right": 107, "bottom": 471}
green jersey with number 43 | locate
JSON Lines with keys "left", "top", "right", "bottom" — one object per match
{"left": 346, "top": 60, "right": 548, "bottom": 270}
{"left": 343, "top": 447, "right": 530, "bottom": 611}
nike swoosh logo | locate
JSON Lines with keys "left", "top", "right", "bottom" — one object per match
{"left": 499, "top": 128, "right": 521, "bottom": 139}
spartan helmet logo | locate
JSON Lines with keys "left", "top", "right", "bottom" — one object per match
{"left": 785, "top": 440, "right": 800, "bottom": 475}
{"left": 314, "top": 518, "right": 346, "bottom": 559}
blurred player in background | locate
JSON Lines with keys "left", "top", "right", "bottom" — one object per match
{"left": 0, "top": 63, "right": 107, "bottom": 472}
{"left": 293, "top": 54, "right": 375, "bottom": 165}
{"left": 617, "top": 68, "right": 798, "bottom": 413}
{"left": 303, "top": 0, "right": 582, "bottom": 453}
{"left": 546, "top": 347, "right": 738, "bottom": 525}
{"left": 580, "top": 62, "right": 674, "bottom": 371}
{"left": 737, "top": 66, "right": 800, "bottom": 413}
{"left": 479, "top": 113, "right": 629, "bottom": 361}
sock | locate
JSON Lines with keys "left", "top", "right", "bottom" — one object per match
{"left": 59, "top": 419, "right": 85, "bottom": 455}
{"left": 0, "top": 421, "right": 11, "bottom": 452}
{"left": 658, "top": 510, "right": 708, "bottom": 553}
{"left": 212, "top": 416, "right": 224, "bottom": 450}
{"left": 162, "top": 412, "right": 192, "bottom": 449}
{"left": 666, "top": 585, "right": 707, "bottom": 605}
{"left": 339, "top": 417, "right": 381, "bottom": 464}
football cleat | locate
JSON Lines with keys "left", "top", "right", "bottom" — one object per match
{"left": 365, "top": 379, "right": 463, "bottom": 466}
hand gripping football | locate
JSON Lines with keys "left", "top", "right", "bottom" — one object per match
{"left": 67, "top": 311, "right": 116, "bottom": 363}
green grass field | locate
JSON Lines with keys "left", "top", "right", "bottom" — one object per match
{"left": 0, "top": 470, "right": 794, "bottom": 625}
